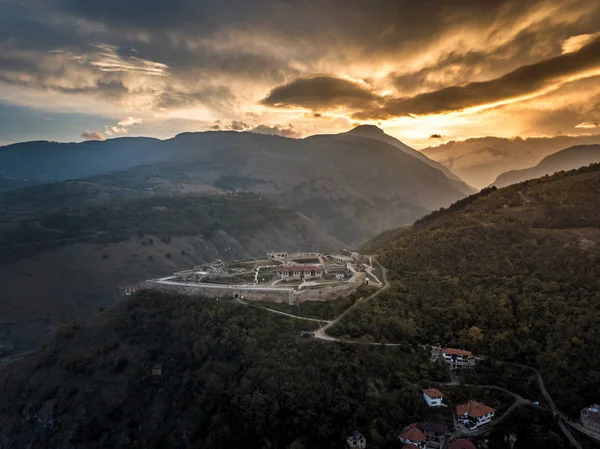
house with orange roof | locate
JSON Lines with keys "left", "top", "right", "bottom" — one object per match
{"left": 448, "top": 438, "right": 477, "bottom": 449}
{"left": 398, "top": 424, "right": 426, "bottom": 448}
{"left": 441, "top": 348, "right": 475, "bottom": 369}
{"left": 422, "top": 388, "right": 444, "bottom": 407}
{"left": 456, "top": 400, "right": 496, "bottom": 429}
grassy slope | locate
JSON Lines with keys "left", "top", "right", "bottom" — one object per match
{"left": 334, "top": 164, "right": 600, "bottom": 414}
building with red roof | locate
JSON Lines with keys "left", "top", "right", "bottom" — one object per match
{"left": 442, "top": 348, "right": 475, "bottom": 369}
{"left": 398, "top": 425, "right": 426, "bottom": 448}
{"left": 448, "top": 438, "right": 476, "bottom": 449}
{"left": 456, "top": 400, "right": 496, "bottom": 429}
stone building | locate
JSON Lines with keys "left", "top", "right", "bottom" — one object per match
{"left": 275, "top": 265, "right": 324, "bottom": 280}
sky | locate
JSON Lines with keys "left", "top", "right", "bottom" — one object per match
{"left": 1, "top": 0, "right": 600, "bottom": 148}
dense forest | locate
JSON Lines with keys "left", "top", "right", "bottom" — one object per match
{"left": 0, "top": 291, "right": 449, "bottom": 448}
{"left": 335, "top": 164, "right": 600, "bottom": 415}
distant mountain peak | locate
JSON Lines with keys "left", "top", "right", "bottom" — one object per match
{"left": 348, "top": 124, "right": 385, "bottom": 135}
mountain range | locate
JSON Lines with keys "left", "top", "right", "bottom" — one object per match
{"left": 491, "top": 144, "right": 600, "bottom": 188}
{"left": 0, "top": 127, "right": 471, "bottom": 355}
{"left": 420, "top": 134, "right": 600, "bottom": 188}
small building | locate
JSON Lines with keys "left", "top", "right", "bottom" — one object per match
{"left": 423, "top": 388, "right": 444, "bottom": 407}
{"left": 398, "top": 425, "right": 426, "bottom": 448}
{"left": 152, "top": 363, "right": 163, "bottom": 376}
{"left": 275, "top": 265, "right": 324, "bottom": 280}
{"left": 346, "top": 431, "right": 367, "bottom": 449}
{"left": 416, "top": 421, "right": 448, "bottom": 443}
{"left": 456, "top": 401, "right": 496, "bottom": 429}
{"left": 442, "top": 348, "right": 475, "bottom": 369}
{"left": 448, "top": 438, "right": 476, "bottom": 449}
{"left": 581, "top": 405, "right": 600, "bottom": 432}
{"left": 329, "top": 253, "right": 354, "bottom": 265}
{"left": 335, "top": 273, "right": 346, "bottom": 280}
{"left": 267, "top": 252, "right": 288, "bottom": 260}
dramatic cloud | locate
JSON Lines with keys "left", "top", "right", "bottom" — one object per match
{"left": 249, "top": 124, "right": 299, "bottom": 138}
{"left": 81, "top": 130, "right": 106, "bottom": 141}
{"left": 1, "top": 0, "right": 600, "bottom": 146}
{"left": 118, "top": 116, "right": 143, "bottom": 127}
{"left": 576, "top": 121, "right": 600, "bottom": 129}
{"left": 353, "top": 36, "right": 600, "bottom": 119}
{"left": 260, "top": 76, "right": 381, "bottom": 110}
{"left": 105, "top": 116, "right": 143, "bottom": 135}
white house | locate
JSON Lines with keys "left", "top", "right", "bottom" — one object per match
{"left": 442, "top": 348, "right": 475, "bottom": 369}
{"left": 456, "top": 401, "right": 496, "bottom": 429}
{"left": 422, "top": 388, "right": 444, "bottom": 407}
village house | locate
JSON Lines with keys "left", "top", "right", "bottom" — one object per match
{"left": 346, "top": 431, "right": 367, "bottom": 448}
{"left": 151, "top": 363, "right": 163, "bottom": 376}
{"left": 456, "top": 400, "right": 496, "bottom": 429}
{"left": 442, "top": 348, "right": 475, "bottom": 369}
{"left": 581, "top": 405, "right": 600, "bottom": 432}
{"left": 398, "top": 425, "right": 426, "bottom": 448}
{"left": 416, "top": 421, "right": 448, "bottom": 444}
{"left": 275, "top": 265, "right": 324, "bottom": 280}
{"left": 422, "top": 388, "right": 444, "bottom": 407}
{"left": 448, "top": 438, "right": 476, "bottom": 449}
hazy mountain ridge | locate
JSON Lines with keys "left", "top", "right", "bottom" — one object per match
{"left": 345, "top": 125, "right": 476, "bottom": 194}
{"left": 421, "top": 134, "right": 600, "bottom": 188}
{"left": 491, "top": 144, "right": 600, "bottom": 188}
{"left": 1, "top": 129, "right": 471, "bottom": 243}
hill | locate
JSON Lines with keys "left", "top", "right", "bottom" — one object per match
{"left": 491, "top": 145, "right": 600, "bottom": 188}
{"left": 344, "top": 125, "right": 475, "bottom": 195}
{"left": 0, "top": 138, "right": 164, "bottom": 191}
{"left": 0, "top": 129, "right": 470, "bottom": 243}
{"left": 0, "top": 194, "right": 343, "bottom": 354}
{"left": 334, "top": 164, "right": 600, "bottom": 415}
{"left": 420, "top": 135, "right": 600, "bottom": 188}
{"left": 0, "top": 290, "right": 447, "bottom": 448}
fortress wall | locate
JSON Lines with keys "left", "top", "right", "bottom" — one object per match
{"left": 143, "top": 281, "right": 292, "bottom": 303}
{"left": 143, "top": 271, "right": 366, "bottom": 305}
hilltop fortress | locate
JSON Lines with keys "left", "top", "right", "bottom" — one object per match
{"left": 144, "top": 251, "right": 382, "bottom": 304}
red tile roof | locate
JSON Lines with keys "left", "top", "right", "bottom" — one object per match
{"left": 456, "top": 400, "right": 496, "bottom": 418}
{"left": 423, "top": 388, "right": 444, "bottom": 398}
{"left": 443, "top": 348, "right": 472, "bottom": 357}
{"left": 275, "top": 265, "right": 323, "bottom": 273}
{"left": 399, "top": 427, "right": 426, "bottom": 442}
{"left": 449, "top": 438, "right": 476, "bottom": 449}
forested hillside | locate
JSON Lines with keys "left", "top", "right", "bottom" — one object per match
{"left": 0, "top": 291, "right": 446, "bottom": 448}
{"left": 335, "top": 164, "right": 600, "bottom": 414}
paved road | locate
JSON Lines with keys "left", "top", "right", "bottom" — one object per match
{"left": 313, "top": 260, "right": 389, "bottom": 342}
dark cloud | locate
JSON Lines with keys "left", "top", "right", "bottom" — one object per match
{"left": 260, "top": 75, "right": 381, "bottom": 110}
{"left": 249, "top": 124, "right": 299, "bottom": 138}
{"left": 81, "top": 130, "right": 106, "bottom": 140}
{"left": 354, "top": 36, "right": 600, "bottom": 119}
{"left": 429, "top": 134, "right": 442, "bottom": 139}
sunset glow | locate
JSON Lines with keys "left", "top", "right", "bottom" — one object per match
{"left": 1, "top": 0, "right": 600, "bottom": 147}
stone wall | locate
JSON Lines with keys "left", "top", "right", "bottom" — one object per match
{"left": 143, "top": 271, "right": 365, "bottom": 305}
